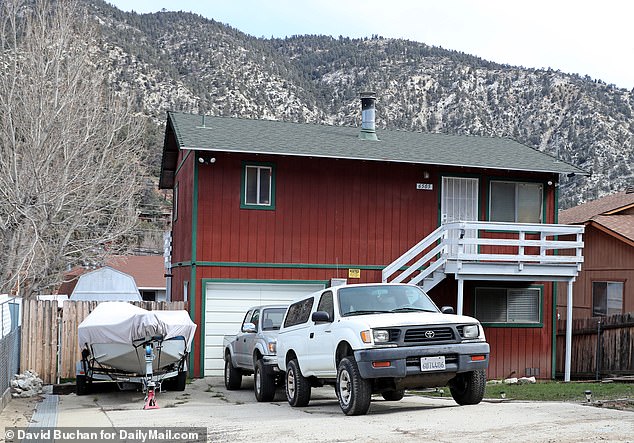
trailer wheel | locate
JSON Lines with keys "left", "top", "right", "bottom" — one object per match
{"left": 172, "top": 370, "right": 187, "bottom": 391}
{"left": 76, "top": 375, "right": 89, "bottom": 396}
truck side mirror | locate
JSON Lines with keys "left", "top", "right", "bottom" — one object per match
{"left": 311, "top": 311, "right": 331, "bottom": 323}
{"left": 242, "top": 322, "right": 257, "bottom": 333}
{"left": 441, "top": 306, "right": 455, "bottom": 315}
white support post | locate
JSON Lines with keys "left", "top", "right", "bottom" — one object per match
{"left": 564, "top": 279, "right": 574, "bottom": 382}
{"left": 457, "top": 278, "right": 464, "bottom": 315}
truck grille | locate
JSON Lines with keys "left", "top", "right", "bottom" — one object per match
{"left": 404, "top": 327, "right": 454, "bottom": 343}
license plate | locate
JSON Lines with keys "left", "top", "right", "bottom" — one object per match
{"left": 420, "top": 356, "right": 446, "bottom": 372}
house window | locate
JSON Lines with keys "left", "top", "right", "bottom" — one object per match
{"left": 475, "top": 287, "right": 541, "bottom": 325}
{"left": 489, "top": 181, "right": 543, "bottom": 223}
{"left": 173, "top": 182, "right": 179, "bottom": 221}
{"left": 241, "top": 162, "right": 275, "bottom": 209}
{"left": 592, "top": 281, "right": 623, "bottom": 316}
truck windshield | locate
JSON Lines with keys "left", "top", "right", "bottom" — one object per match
{"left": 338, "top": 285, "right": 439, "bottom": 317}
{"left": 262, "top": 308, "right": 287, "bottom": 330}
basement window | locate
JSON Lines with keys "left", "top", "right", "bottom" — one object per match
{"left": 474, "top": 287, "right": 542, "bottom": 326}
{"left": 489, "top": 181, "right": 543, "bottom": 223}
{"left": 592, "top": 281, "right": 623, "bottom": 317}
{"left": 241, "top": 162, "right": 275, "bottom": 210}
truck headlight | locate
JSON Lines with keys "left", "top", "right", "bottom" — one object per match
{"left": 267, "top": 340, "right": 277, "bottom": 354}
{"left": 373, "top": 329, "right": 390, "bottom": 343}
{"left": 463, "top": 324, "right": 480, "bottom": 339}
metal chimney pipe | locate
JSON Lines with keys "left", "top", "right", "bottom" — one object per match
{"left": 359, "top": 91, "right": 378, "bottom": 141}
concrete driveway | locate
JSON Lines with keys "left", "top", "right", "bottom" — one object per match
{"left": 3, "top": 377, "right": 632, "bottom": 443}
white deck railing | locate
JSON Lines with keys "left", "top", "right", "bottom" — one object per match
{"left": 382, "top": 221, "right": 585, "bottom": 284}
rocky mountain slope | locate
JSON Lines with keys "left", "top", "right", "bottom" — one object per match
{"left": 90, "top": 0, "right": 633, "bottom": 209}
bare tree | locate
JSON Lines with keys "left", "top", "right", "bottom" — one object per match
{"left": 0, "top": 0, "right": 145, "bottom": 297}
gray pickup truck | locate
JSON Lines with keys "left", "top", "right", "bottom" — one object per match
{"left": 223, "top": 304, "right": 287, "bottom": 401}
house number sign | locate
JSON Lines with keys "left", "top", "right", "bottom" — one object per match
{"left": 416, "top": 183, "right": 433, "bottom": 190}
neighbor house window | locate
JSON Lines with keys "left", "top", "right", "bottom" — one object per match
{"left": 475, "top": 287, "right": 542, "bottom": 325}
{"left": 592, "top": 281, "right": 623, "bottom": 317}
{"left": 489, "top": 181, "right": 543, "bottom": 223}
{"left": 241, "top": 162, "right": 275, "bottom": 209}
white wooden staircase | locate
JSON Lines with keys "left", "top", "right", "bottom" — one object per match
{"left": 382, "top": 221, "right": 585, "bottom": 382}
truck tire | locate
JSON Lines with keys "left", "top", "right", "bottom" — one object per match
{"left": 336, "top": 357, "right": 371, "bottom": 416}
{"left": 449, "top": 369, "right": 486, "bottom": 405}
{"left": 254, "top": 359, "right": 276, "bottom": 402}
{"left": 76, "top": 375, "right": 89, "bottom": 396}
{"left": 285, "top": 359, "right": 311, "bottom": 407}
{"left": 381, "top": 389, "right": 405, "bottom": 401}
{"left": 224, "top": 357, "right": 242, "bottom": 390}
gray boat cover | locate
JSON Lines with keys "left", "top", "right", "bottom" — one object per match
{"left": 78, "top": 302, "right": 196, "bottom": 351}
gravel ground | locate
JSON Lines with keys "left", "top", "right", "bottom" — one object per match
{"left": 1, "top": 377, "right": 632, "bottom": 443}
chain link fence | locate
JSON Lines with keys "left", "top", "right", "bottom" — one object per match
{"left": 1, "top": 298, "right": 21, "bottom": 397}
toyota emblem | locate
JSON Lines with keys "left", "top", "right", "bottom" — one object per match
{"left": 424, "top": 330, "right": 435, "bottom": 339}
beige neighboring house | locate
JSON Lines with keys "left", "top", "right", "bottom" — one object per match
{"left": 558, "top": 189, "right": 634, "bottom": 319}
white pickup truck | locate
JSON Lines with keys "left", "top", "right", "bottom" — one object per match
{"left": 276, "top": 283, "right": 490, "bottom": 415}
{"left": 223, "top": 305, "right": 287, "bottom": 401}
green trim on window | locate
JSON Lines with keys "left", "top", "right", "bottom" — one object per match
{"left": 240, "top": 161, "right": 276, "bottom": 210}
{"left": 474, "top": 284, "right": 544, "bottom": 328}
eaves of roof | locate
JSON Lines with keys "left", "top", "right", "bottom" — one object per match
{"left": 589, "top": 215, "right": 634, "bottom": 247}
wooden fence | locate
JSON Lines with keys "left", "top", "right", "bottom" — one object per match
{"left": 21, "top": 300, "right": 187, "bottom": 384}
{"left": 556, "top": 313, "right": 634, "bottom": 379}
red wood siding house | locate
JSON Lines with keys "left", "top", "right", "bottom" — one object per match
{"left": 159, "top": 98, "right": 587, "bottom": 380}
{"left": 557, "top": 191, "right": 634, "bottom": 319}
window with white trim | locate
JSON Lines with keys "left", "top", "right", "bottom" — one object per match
{"left": 475, "top": 287, "right": 541, "bottom": 324}
{"left": 489, "top": 181, "right": 543, "bottom": 223}
{"left": 592, "top": 281, "right": 623, "bottom": 316}
{"left": 242, "top": 163, "right": 275, "bottom": 209}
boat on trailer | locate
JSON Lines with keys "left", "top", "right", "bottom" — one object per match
{"left": 76, "top": 302, "right": 196, "bottom": 397}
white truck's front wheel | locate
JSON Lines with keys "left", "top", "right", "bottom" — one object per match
{"left": 336, "top": 357, "right": 371, "bottom": 416}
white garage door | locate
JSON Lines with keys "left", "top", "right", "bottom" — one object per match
{"left": 204, "top": 281, "right": 325, "bottom": 376}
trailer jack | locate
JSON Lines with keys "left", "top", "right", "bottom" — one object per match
{"left": 143, "top": 343, "right": 160, "bottom": 410}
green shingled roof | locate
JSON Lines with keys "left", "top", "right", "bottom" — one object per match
{"left": 160, "top": 111, "right": 588, "bottom": 188}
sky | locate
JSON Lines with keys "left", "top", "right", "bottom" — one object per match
{"left": 107, "top": 0, "right": 634, "bottom": 90}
